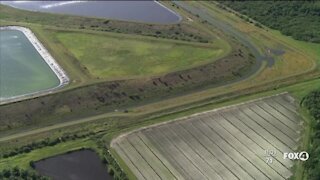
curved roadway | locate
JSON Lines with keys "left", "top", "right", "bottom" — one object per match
{"left": 173, "top": 1, "right": 268, "bottom": 78}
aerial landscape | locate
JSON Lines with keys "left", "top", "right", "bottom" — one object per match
{"left": 0, "top": 1, "right": 319, "bottom": 180}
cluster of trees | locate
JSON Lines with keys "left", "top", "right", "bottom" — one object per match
{"left": 103, "top": 150, "right": 128, "bottom": 180}
{"left": 0, "top": 167, "right": 48, "bottom": 180}
{"left": 98, "top": 142, "right": 128, "bottom": 180}
{"left": 218, "top": 1, "right": 320, "bottom": 43}
{"left": 1, "top": 132, "right": 94, "bottom": 159}
{"left": 302, "top": 90, "right": 320, "bottom": 179}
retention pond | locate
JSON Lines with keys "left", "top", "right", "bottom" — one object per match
{"left": 1, "top": 1, "right": 181, "bottom": 24}
{"left": 34, "top": 149, "right": 112, "bottom": 180}
{"left": 0, "top": 27, "right": 68, "bottom": 102}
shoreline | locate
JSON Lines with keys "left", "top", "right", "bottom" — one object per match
{"left": 1, "top": 1, "right": 182, "bottom": 25}
{"left": 0, "top": 26, "right": 69, "bottom": 105}
{"left": 154, "top": 1, "right": 182, "bottom": 23}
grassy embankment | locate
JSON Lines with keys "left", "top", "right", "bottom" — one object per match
{"left": 124, "top": 1, "right": 320, "bottom": 120}
{"left": 196, "top": 1, "right": 318, "bottom": 77}
{"left": 53, "top": 30, "right": 230, "bottom": 79}
{"left": 0, "top": 10, "right": 252, "bottom": 134}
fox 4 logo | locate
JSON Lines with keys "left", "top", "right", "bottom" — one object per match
{"left": 283, "top": 151, "right": 309, "bottom": 161}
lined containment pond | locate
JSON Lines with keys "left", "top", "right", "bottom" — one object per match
{"left": 1, "top": 1, "right": 181, "bottom": 24}
{"left": 34, "top": 150, "right": 112, "bottom": 180}
{"left": 0, "top": 26, "right": 68, "bottom": 102}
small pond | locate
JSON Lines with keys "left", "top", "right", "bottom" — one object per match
{"left": 34, "top": 149, "right": 112, "bottom": 180}
{"left": 1, "top": 1, "right": 181, "bottom": 24}
{"left": 0, "top": 29, "right": 60, "bottom": 100}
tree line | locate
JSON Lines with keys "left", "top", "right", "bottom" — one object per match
{"left": 302, "top": 89, "right": 320, "bottom": 179}
{"left": 218, "top": 1, "right": 320, "bottom": 43}
{"left": 0, "top": 167, "right": 49, "bottom": 180}
{"left": 1, "top": 132, "right": 95, "bottom": 159}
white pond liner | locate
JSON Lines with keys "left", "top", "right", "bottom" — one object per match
{"left": 0, "top": 26, "right": 69, "bottom": 104}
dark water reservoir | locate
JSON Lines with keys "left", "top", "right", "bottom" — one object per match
{"left": 34, "top": 150, "right": 112, "bottom": 180}
{"left": 1, "top": 1, "right": 181, "bottom": 24}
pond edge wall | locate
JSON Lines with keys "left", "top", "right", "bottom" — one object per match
{"left": 0, "top": 26, "right": 70, "bottom": 105}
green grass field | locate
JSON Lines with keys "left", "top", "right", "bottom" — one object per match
{"left": 55, "top": 31, "right": 230, "bottom": 79}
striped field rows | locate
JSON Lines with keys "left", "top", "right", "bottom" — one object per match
{"left": 112, "top": 93, "right": 303, "bottom": 179}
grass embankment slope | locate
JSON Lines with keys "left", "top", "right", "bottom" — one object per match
{"left": 191, "top": 1, "right": 318, "bottom": 80}
{"left": 55, "top": 30, "right": 230, "bottom": 79}
{"left": 0, "top": 10, "right": 251, "bottom": 134}
{"left": 124, "top": 0, "right": 320, "bottom": 118}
